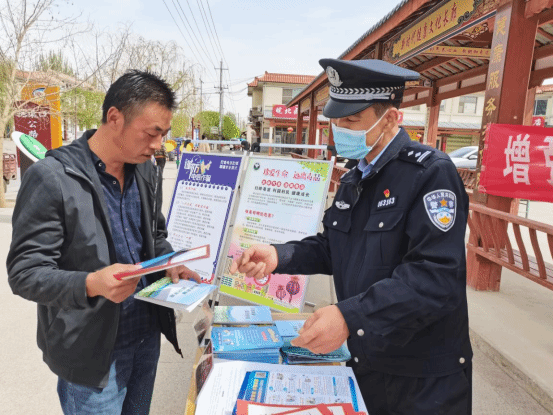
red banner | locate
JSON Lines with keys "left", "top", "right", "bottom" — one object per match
{"left": 272, "top": 105, "right": 298, "bottom": 119}
{"left": 14, "top": 102, "right": 52, "bottom": 149}
{"left": 479, "top": 124, "right": 553, "bottom": 202}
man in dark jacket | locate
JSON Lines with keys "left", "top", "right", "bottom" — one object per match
{"left": 7, "top": 71, "right": 199, "bottom": 414}
{"left": 231, "top": 59, "right": 472, "bottom": 414}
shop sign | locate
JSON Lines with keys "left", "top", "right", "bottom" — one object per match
{"left": 272, "top": 105, "right": 298, "bottom": 119}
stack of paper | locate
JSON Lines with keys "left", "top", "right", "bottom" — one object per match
{"left": 211, "top": 326, "right": 283, "bottom": 364}
{"left": 275, "top": 320, "right": 351, "bottom": 364}
{"left": 235, "top": 400, "right": 367, "bottom": 414}
{"left": 213, "top": 306, "right": 274, "bottom": 325}
{"left": 195, "top": 360, "right": 368, "bottom": 415}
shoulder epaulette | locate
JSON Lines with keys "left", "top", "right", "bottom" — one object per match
{"left": 397, "top": 145, "right": 439, "bottom": 167}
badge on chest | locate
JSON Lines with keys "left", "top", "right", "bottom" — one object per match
{"left": 376, "top": 188, "right": 397, "bottom": 210}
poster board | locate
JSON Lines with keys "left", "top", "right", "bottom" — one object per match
{"left": 218, "top": 156, "right": 333, "bottom": 313}
{"left": 166, "top": 153, "right": 244, "bottom": 283}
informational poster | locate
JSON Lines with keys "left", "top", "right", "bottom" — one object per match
{"left": 219, "top": 157, "right": 332, "bottom": 313}
{"left": 166, "top": 153, "right": 243, "bottom": 283}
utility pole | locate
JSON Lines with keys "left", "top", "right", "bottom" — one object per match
{"left": 199, "top": 77, "right": 203, "bottom": 113}
{"left": 215, "top": 59, "right": 228, "bottom": 137}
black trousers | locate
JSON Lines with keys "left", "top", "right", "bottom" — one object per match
{"left": 353, "top": 364, "right": 472, "bottom": 415}
{"left": 155, "top": 157, "right": 166, "bottom": 173}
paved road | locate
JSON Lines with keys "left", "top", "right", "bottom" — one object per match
{"left": 0, "top": 158, "right": 550, "bottom": 414}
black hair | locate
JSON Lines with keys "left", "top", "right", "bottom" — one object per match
{"left": 102, "top": 70, "right": 176, "bottom": 124}
{"left": 371, "top": 102, "right": 399, "bottom": 117}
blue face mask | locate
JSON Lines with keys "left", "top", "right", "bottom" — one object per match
{"left": 331, "top": 110, "right": 388, "bottom": 160}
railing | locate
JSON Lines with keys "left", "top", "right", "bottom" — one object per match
{"left": 467, "top": 202, "right": 553, "bottom": 291}
{"left": 457, "top": 168, "right": 477, "bottom": 190}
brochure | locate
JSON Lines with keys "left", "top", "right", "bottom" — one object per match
{"left": 233, "top": 370, "right": 360, "bottom": 414}
{"left": 281, "top": 343, "right": 351, "bottom": 365}
{"left": 211, "top": 326, "right": 283, "bottom": 353}
{"left": 275, "top": 320, "right": 305, "bottom": 338}
{"left": 134, "top": 276, "right": 216, "bottom": 311}
{"left": 113, "top": 244, "right": 210, "bottom": 280}
{"left": 213, "top": 306, "right": 274, "bottom": 325}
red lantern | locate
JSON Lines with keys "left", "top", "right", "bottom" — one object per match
{"left": 276, "top": 285, "right": 286, "bottom": 301}
{"left": 285, "top": 276, "right": 300, "bottom": 303}
{"left": 287, "top": 127, "right": 294, "bottom": 133}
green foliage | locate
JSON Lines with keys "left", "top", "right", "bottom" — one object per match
{"left": 195, "top": 110, "right": 240, "bottom": 139}
{"left": 61, "top": 88, "right": 104, "bottom": 130}
{"left": 171, "top": 111, "right": 189, "bottom": 138}
{"left": 35, "top": 51, "right": 74, "bottom": 76}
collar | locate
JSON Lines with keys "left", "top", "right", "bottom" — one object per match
{"left": 357, "top": 130, "right": 400, "bottom": 177}
{"left": 341, "top": 128, "right": 413, "bottom": 184}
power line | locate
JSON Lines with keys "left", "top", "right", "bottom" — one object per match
{"left": 172, "top": 0, "right": 218, "bottom": 72}
{"left": 162, "top": 0, "right": 215, "bottom": 82}
{"left": 197, "top": 0, "right": 224, "bottom": 59}
{"left": 194, "top": 0, "right": 222, "bottom": 62}
{"left": 183, "top": 0, "right": 220, "bottom": 67}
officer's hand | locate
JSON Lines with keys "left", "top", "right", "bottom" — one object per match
{"left": 86, "top": 264, "right": 141, "bottom": 303}
{"left": 290, "top": 305, "right": 349, "bottom": 354}
{"left": 229, "top": 244, "right": 278, "bottom": 280}
{"left": 166, "top": 265, "right": 202, "bottom": 284}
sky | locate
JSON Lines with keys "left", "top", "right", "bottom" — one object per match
{"left": 65, "top": 0, "right": 404, "bottom": 126}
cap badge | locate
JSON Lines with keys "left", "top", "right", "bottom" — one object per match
{"left": 326, "top": 66, "right": 343, "bottom": 87}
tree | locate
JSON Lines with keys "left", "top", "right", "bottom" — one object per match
{"left": 171, "top": 111, "right": 190, "bottom": 138}
{"left": 195, "top": 110, "right": 240, "bottom": 139}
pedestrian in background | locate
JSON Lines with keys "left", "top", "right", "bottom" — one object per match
{"left": 154, "top": 143, "right": 167, "bottom": 173}
{"left": 7, "top": 70, "right": 200, "bottom": 415}
{"left": 231, "top": 58, "right": 472, "bottom": 415}
{"left": 198, "top": 134, "right": 210, "bottom": 153}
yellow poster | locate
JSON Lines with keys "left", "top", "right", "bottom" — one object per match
{"left": 21, "top": 83, "right": 62, "bottom": 149}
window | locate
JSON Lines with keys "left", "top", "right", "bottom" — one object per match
{"left": 282, "top": 89, "right": 293, "bottom": 104}
{"left": 458, "top": 96, "right": 478, "bottom": 114}
{"left": 534, "top": 99, "right": 548, "bottom": 116}
{"left": 410, "top": 105, "right": 421, "bottom": 111}
{"left": 440, "top": 101, "right": 446, "bottom": 112}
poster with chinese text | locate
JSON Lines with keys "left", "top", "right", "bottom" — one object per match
{"left": 166, "top": 153, "right": 243, "bottom": 283}
{"left": 479, "top": 123, "right": 553, "bottom": 203}
{"left": 218, "top": 157, "right": 332, "bottom": 313}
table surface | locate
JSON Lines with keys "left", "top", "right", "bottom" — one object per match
{"left": 184, "top": 313, "right": 318, "bottom": 415}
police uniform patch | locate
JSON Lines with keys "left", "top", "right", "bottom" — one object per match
{"left": 335, "top": 200, "right": 350, "bottom": 210}
{"left": 423, "top": 189, "right": 456, "bottom": 232}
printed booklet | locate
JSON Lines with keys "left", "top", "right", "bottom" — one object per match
{"left": 114, "top": 245, "right": 210, "bottom": 280}
{"left": 211, "top": 326, "right": 284, "bottom": 352}
{"left": 134, "top": 276, "right": 216, "bottom": 312}
{"left": 213, "top": 306, "right": 273, "bottom": 325}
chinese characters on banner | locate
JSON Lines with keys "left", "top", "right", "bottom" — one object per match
{"left": 532, "top": 116, "right": 546, "bottom": 127}
{"left": 13, "top": 102, "right": 52, "bottom": 150}
{"left": 272, "top": 105, "right": 299, "bottom": 119}
{"left": 479, "top": 124, "right": 553, "bottom": 202}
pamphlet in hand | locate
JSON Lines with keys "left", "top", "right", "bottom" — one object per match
{"left": 134, "top": 276, "right": 216, "bottom": 312}
{"left": 114, "top": 245, "right": 210, "bottom": 280}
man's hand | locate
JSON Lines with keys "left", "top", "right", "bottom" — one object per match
{"left": 290, "top": 305, "right": 350, "bottom": 354}
{"left": 166, "top": 265, "right": 201, "bottom": 284}
{"left": 229, "top": 244, "right": 278, "bottom": 280}
{"left": 86, "top": 264, "right": 141, "bottom": 303}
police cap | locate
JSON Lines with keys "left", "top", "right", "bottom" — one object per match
{"left": 319, "top": 58, "right": 420, "bottom": 118}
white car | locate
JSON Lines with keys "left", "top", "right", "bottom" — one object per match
{"left": 447, "top": 146, "right": 478, "bottom": 169}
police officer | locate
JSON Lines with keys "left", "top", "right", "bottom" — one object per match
{"left": 231, "top": 58, "right": 472, "bottom": 414}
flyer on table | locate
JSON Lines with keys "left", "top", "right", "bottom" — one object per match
{"left": 219, "top": 157, "right": 332, "bottom": 313}
{"left": 166, "top": 153, "right": 243, "bottom": 283}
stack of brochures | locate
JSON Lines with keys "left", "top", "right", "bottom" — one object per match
{"left": 211, "top": 325, "right": 284, "bottom": 364}
{"left": 213, "top": 305, "right": 273, "bottom": 325}
{"left": 275, "top": 320, "right": 351, "bottom": 364}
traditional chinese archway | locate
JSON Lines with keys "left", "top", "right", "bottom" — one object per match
{"left": 288, "top": 0, "right": 553, "bottom": 291}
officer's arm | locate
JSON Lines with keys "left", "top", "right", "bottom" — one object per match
{"left": 336, "top": 158, "right": 468, "bottom": 347}
{"left": 7, "top": 162, "right": 93, "bottom": 309}
{"left": 272, "top": 209, "right": 333, "bottom": 276}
